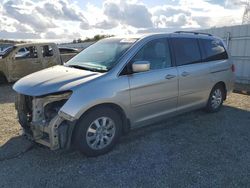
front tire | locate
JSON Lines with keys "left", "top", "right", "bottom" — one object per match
{"left": 205, "top": 85, "right": 224, "bottom": 113}
{"left": 73, "top": 107, "right": 122, "bottom": 157}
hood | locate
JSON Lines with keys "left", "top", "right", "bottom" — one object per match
{"left": 13, "top": 65, "right": 103, "bottom": 96}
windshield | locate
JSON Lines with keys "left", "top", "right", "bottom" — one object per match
{"left": 66, "top": 38, "right": 137, "bottom": 72}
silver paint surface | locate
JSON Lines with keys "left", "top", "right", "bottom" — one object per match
{"left": 13, "top": 33, "right": 235, "bottom": 129}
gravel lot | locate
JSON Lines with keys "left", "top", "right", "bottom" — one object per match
{"left": 0, "top": 84, "right": 250, "bottom": 188}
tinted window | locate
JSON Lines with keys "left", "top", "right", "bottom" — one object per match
{"left": 131, "top": 39, "right": 172, "bottom": 70}
{"left": 15, "top": 46, "right": 38, "bottom": 59}
{"left": 172, "top": 38, "right": 201, "bottom": 66}
{"left": 42, "top": 45, "right": 53, "bottom": 57}
{"left": 201, "top": 39, "right": 228, "bottom": 61}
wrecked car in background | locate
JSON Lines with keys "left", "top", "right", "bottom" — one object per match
{"left": 0, "top": 43, "right": 78, "bottom": 83}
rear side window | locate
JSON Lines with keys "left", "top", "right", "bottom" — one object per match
{"left": 42, "top": 45, "right": 54, "bottom": 57}
{"left": 172, "top": 38, "right": 201, "bottom": 66}
{"left": 200, "top": 39, "right": 228, "bottom": 62}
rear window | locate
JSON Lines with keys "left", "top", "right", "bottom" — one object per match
{"left": 172, "top": 38, "right": 201, "bottom": 66}
{"left": 200, "top": 39, "right": 228, "bottom": 62}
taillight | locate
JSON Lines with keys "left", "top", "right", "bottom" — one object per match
{"left": 231, "top": 64, "right": 235, "bottom": 72}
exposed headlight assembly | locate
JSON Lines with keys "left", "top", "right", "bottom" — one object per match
{"left": 32, "top": 91, "right": 72, "bottom": 123}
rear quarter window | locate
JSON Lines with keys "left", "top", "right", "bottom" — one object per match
{"left": 42, "top": 45, "right": 54, "bottom": 57}
{"left": 200, "top": 39, "right": 228, "bottom": 62}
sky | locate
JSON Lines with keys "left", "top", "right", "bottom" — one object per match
{"left": 0, "top": 0, "right": 246, "bottom": 42}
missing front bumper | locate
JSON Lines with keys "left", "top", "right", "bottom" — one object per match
{"left": 16, "top": 93, "right": 75, "bottom": 150}
{"left": 31, "top": 115, "right": 64, "bottom": 150}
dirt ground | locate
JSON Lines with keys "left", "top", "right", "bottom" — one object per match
{"left": 0, "top": 85, "right": 20, "bottom": 145}
{"left": 0, "top": 84, "right": 250, "bottom": 188}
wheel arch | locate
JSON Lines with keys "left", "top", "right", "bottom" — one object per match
{"left": 74, "top": 102, "right": 131, "bottom": 134}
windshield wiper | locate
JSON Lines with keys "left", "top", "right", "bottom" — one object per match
{"left": 68, "top": 65, "right": 107, "bottom": 73}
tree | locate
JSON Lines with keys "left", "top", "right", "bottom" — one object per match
{"left": 77, "top": 38, "right": 82, "bottom": 43}
{"left": 72, "top": 34, "right": 115, "bottom": 43}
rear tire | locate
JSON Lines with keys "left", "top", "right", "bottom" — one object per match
{"left": 205, "top": 85, "right": 224, "bottom": 113}
{"left": 73, "top": 107, "right": 122, "bottom": 157}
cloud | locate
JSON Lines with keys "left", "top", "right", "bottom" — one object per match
{"left": 192, "top": 16, "right": 211, "bottom": 28}
{"left": 36, "top": 0, "right": 89, "bottom": 23}
{"left": 0, "top": 30, "right": 40, "bottom": 40}
{"left": 152, "top": 6, "right": 191, "bottom": 17}
{"left": 144, "top": 0, "right": 243, "bottom": 34}
{"left": 151, "top": 4, "right": 201, "bottom": 29}
{"left": 0, "top": 0, "right": 245, "bottom": 41}
{"left": 225, "top": 0, "right": 247, "bottom": 7}
{"left": 103, "top": 1, "right": 153, "bottom": 28}
{"left": 12, "top": 22, "right": 33, "bottom": 33}
{"left": 94, "top": 20, "right": 118, "bottom": 30}
{"left": 153, "top": 13, "right": 191, "bottom": 28}
{"left": 80, "top": 22, "right": 90, "bottom": 30}
{"left": 43, "top": 30, "right": 81, "bottom": 40}
{"left": 0, "top": 0, "right": 90, "bottom": 40}
{"left": 3, "top": 0, "right": 56, "bottom": 32}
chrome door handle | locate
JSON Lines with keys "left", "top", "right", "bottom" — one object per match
{"left": 165, "top": 74, "right": 176, "bottom": 79}
{"left": 181, "top": 71, "right": 190, "bottom": 77}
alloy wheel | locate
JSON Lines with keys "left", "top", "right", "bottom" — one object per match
{"left": 86, "top": 117, "right": 116, "bottom": 150}
{"left": 211, "top": 89, "right": 222, "bottom": 109}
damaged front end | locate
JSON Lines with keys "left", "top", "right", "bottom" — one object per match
{"left": 15, "top": 92, "right": 75, "bottom": 150}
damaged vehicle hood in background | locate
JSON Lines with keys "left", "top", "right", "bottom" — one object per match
{"left": 13, "top": 65, "right": 103, "bottom": 96}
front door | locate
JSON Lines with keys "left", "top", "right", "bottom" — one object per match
{"left": 8, "top": 45, "right": 42, "bottom": 80}
{"left": 128, "top": 38, "right": 178, "bottom": 126}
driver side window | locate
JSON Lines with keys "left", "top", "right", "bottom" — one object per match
{"left": 131, "top": 38, "right": 172, "bottom": 70}
{"left": 15, "top": 46, "right": 38, "bottom": 59}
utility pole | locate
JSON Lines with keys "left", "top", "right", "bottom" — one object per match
{"left": 242, "top": 0, "right": 250, "bottom": 24}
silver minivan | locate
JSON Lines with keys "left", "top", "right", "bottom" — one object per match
{"left": 14, "top": 32, "right": 235, "bottom": 156}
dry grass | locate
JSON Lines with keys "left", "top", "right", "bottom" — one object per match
{"left": 0, "top": 84, "right": 21, "bottom": 145}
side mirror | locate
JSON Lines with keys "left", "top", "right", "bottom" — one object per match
{"left": 132, "top": 61, "right": 150, "bottom": 73}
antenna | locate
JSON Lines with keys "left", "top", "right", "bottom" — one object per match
{"left": 242, "top": 0, "right": 250, "bottom": 24}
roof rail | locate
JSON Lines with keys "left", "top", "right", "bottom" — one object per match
{"left": 174, "top": 31, "right": 212, "bottom": 36}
